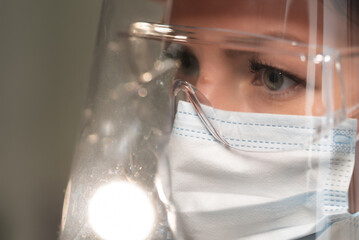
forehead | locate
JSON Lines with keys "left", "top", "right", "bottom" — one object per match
{"left": 169, "top": 0, "right": 322, "bottom": 44}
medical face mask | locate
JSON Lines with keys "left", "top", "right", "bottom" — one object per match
{"left": 157, "top": 101, "right": 358, "bottom": 240}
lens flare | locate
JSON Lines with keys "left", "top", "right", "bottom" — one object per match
{"left": 88, "top": 181, "right": 155, "bottom": 240}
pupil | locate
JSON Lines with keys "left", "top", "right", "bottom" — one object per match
{"left": 182, "top": 52, "right": 192, "bottom": 69}
{"left": 265, "top": 69, "right": 283, "bottom": 91}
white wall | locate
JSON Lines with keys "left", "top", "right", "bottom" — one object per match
{"left": 0, "top": 0, "right": 102, "bottom": 239}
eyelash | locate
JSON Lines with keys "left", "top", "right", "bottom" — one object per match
{"left": 249, "top": 58, "right": 306, "bottom": 86}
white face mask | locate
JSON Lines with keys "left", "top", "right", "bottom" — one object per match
{"left": 157, "top": 101, "right": 358, "bottom": 240}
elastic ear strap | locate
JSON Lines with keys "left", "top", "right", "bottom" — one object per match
{"left": 348, "top": 141, "right": 359, "bottom": 213}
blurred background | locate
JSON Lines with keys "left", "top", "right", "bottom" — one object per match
{"left": 0, "top": 0, "right": 103, "bottom": 239}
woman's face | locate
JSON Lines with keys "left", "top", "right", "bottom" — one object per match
{"left": 167, "top": 0, "right": 359, "bottom": 212}
{"left": 167, "top": 0, "right": 355, "bottom": 116}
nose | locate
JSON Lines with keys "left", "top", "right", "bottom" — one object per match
{"left": 194, "top": 49, "right": 249, "bottom": 112}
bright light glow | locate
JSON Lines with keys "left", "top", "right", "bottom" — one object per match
{"left": 324, "top": 55, "right": 331, "bottom": 62}
{"left": 154, "top": 26, "right": 173, "bottom": 34}
{"left": 300, "top": 55, "right": 306, "bottom": 62}
{"left": 174, "top": 35, "right": 187, "bottom": 40}
{"left": 135, "top": 22, "right": 151, "bottom": 33}
{"left": 141, "top": 72, "right": 153, "bottom": 82}
{"left": 313, "top": 54, "right": 323, "bottom": 64}
{"left": 88, "top": 181, "right": 155, "bottom": 240}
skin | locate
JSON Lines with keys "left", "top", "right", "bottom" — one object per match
{"left": 168, "top": 0, "right": 359, "bottom": 212}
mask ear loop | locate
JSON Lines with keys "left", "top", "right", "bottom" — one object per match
{"left": 338, "top": 50, "right": 359, "bottom": 213}
{"left": 171, "top": 80, "right": 231, "bottom": 148}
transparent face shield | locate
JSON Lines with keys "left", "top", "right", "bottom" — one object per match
{"left": 60, "top": 0, "right": 359, "bottom": 240}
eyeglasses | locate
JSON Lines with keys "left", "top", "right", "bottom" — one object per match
{"left": 129, "top": 22, "right": 359, "bottom": 150}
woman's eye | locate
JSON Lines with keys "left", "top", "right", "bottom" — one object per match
{"left": 250, "top": 59, "right": 305, "bottom": 93}
{"left": 261, "top": 68, "right": 296, "bottom": 91}
{"left": 164, "top": 43, "right": 199, "bottom": 77}
{"left": 178, "top": 50, "right": 199, "bottom": 76}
